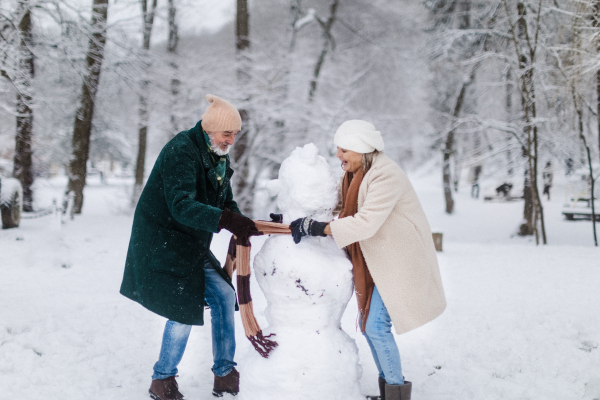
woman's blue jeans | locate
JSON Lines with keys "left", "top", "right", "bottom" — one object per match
{"left": 361, "top": 286, "right": 404, "bottom": 385}
{"left": 152, "top": 268, "right": 237, "bottom": 379}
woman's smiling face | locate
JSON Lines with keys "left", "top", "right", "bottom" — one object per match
{"left": 336, "top": 147, "right": 363, "bottom": 173}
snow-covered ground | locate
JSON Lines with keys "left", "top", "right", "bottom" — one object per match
{"left": 1, "top": 171, "right": 598, "bottom": 399}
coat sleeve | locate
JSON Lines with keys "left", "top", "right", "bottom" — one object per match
{"left": 223, "top": 183, "right": 243, "bottom": 215}
{"left": 329, "top": 167, "right": 403, "bottom": 249}
{"left": 160, "top": 143, "right": 223, "bottom": 232}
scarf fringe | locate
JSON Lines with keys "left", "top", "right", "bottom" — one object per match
{"left": 248, "top": 330, "right": 278, "bottom": 358}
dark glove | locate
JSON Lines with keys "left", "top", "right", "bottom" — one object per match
{"left": 218, "top": 208, "right": 261, "bottom": 245}
{"left": 269, "top": 213, "right": 283, "bottom": 223}
{"left": 289, "top": 217, "right": 328, "bottom": 244}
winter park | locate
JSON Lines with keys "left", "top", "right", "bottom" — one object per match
{"left": 1, "top": 0, "right": 600, "bottom": 399}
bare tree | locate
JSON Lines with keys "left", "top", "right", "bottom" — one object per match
{"left": 233, "top": 0, "right": 253, "bottom": 215}
{"left": 12, "top": 1, "right": 35, "bottom": 212}
{"left": 167, "top": 0, "right": 180, "bottom": 139}
{"left": 308, "top": 0, "right": 339, "bottom": 102}
{"left": 443, "top": 68, "right": 477, "bottom": 213}
{"left": 594, "top": 0, "right": 600, "bottom": 158}
{"left": 502, "top": 0, "right": 547, "bottom": 244}
{"left": 66, "top": 0, "right": 109, "bottom": 214}
{"left": 561, "top": 0, "right": 598, "bottom": 246}
{"left": 133, "top": 0, "right": 158, "bottom": 205}
{"left": 572, "top": 91, "right": 598, "bottom": 246}
{"left": 428, "top": 0, "right": 481, "bottom": 214}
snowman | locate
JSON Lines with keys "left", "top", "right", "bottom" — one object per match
{"left": 238, "top": 143, "right": 364, "bottom": 400}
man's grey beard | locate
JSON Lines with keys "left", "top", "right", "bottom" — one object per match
{"left": 208, "top": 135, "right": 232, "bottom": 156}
{"left": 212, "top": 144, "right": 232, "bottom": 156}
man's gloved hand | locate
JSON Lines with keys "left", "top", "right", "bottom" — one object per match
{"left": 218, "top": 209, "right": 261, "bottom": 245}
{"left": 269, "top": 213, "right": 283, "bottom": 223}
{"left": 289, "top": 217, "right": 328, "bottom": 244}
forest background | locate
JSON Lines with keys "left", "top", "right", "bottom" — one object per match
{"left": 1, "top": 0, "right": 599, "bottom": 245}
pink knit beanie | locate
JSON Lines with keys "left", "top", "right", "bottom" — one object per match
{"left": 201, "top": 94, "right": 242, "bottom": 132}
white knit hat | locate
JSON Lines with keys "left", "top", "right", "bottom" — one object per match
{"left": 334, "top": 120, "right": 384, "bottom": 154}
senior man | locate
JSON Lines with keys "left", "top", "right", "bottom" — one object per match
{"left": 120, "top": 94, "right": 258, "bottom": 400}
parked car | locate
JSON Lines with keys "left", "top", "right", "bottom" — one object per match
{"left": 0, "top": 162, "right": 23, "bottom": 229}
{"left": 562, "top": 165, "right": 600, "bottom": 221}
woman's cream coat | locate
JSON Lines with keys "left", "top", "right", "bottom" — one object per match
{"left": 330, "top": 153, "right": 446, "bottom": 334}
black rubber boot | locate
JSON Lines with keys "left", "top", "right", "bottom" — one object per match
{"left": 385, "top": 381, "right": 412, "bottom": 400}
{"left": 379, "top": 377, "right": 386, "bottom": 398}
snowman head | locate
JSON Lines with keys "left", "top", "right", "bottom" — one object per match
{"left": 266, "top": 143, "right": 338, "bottom": 223}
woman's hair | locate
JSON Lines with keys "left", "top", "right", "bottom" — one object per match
{"left": 362, "top": 150, "right": 380, "bottom": 173}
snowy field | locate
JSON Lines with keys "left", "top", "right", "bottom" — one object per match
{"left": 1, "top": 172, "right": 599, "bottom": 400}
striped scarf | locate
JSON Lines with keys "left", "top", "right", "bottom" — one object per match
{"left": 224, "top": 220, "right": 292, "bottom": 358}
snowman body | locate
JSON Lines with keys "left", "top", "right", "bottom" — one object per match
{"left": 239, "top": 144, "right": 363, "bottom": 400}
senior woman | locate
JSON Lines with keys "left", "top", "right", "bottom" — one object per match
{"left": 289, "top": 120, "right": 447, "bottom": 400}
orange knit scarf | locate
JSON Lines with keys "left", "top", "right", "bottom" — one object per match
{"left": 339, "top": 169, "right": 374, "bottom": 333}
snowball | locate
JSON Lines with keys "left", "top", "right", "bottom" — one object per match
{"left": 268, "top": 143, "right": 338, "bottom": 223}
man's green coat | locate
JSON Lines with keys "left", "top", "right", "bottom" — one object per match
{"left": 120, "top": 121, "right": 241, "bottom": 325}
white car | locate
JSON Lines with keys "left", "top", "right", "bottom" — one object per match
{"left": 562, "top": 165, "right": 599, "bottom": 221}
{"left": 0, "top": 161, "right": 23, "bottom": 229}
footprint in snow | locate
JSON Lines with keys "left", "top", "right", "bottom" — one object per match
{"left": 579, "top": 341, "right": 598, "bottom": 353}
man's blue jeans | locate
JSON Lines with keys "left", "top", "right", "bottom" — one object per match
{"left": 152, "top": 267, "right": 237, "bottom": 379}
{"left": 361, "top": 286, "right": 404, "bottom": 385}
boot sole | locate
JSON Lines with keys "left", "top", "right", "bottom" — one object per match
{"left": 149, "top": 390, "right": 162, "bottom": 400}
{"left": 212, "top": 389, "right": 238, "bottom": 397}
{"left": 149, "top": 389, "right": 184, "bottom": 400}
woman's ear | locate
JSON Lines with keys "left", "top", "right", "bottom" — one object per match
{"left": 266, "top": 179, "right": 281, "bottom": 197}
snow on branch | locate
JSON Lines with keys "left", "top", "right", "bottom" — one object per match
{"left": 294, "top": 8, "right": 317, "bottom": 30}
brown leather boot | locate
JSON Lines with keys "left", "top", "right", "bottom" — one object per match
{"left": 385, "top": 381, "right": 412, "bottom": 400}
{"left": 149, "top": 376, "right": 185, "bottom": 400}
{"left": 213, "top": 367, "right": 239, "bottom": 397}
{"left": 366, "top": 377, "right": 387, "bottom": 399}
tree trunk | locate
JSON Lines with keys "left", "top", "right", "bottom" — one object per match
{"left": 289, "top": 0, "right": 303, "bottom": 52}
{"left": 133, "top": 80, "right": 149, "bottom": 204}
{"left": 236, "top": 0, "right": 250, "bottom": 83}
{"left": 583, "top": 135, "right": 598, "bottom": 246}
{"left": 308, "top": 0, "right": 339, "bottom": 102}
{"left": 132, "top": 0, "right": 158, "bottom": 205}
{"left": 13, "top": 2, "right": 34, "bottom": 212}
{"left": 233, "top": 0, "right": 254, "bottom": 216}
{"left": 521, "top": 168, "right": 534, "bottom": 234}
{"left": 67, "top": 0, "right": 109, "bottom": 214}
{"left": 574, "top": 93, "right": 597, "bottom": 246}
{"left": 443, "top": 67, "right": 476, "bottom": 214}
{"left": 594, "top": 0, "right": 600, "bottom": 158}
{"left": 167, "top": 0, "right": 180, "bottom": 139}
{"left": 597, "top": 69, "right": 600, "bottom": 159}
{"left": 512, "top": 0, "right": 545, "bottom": 242}
{"left": 506, "top": 68, "right": 514, "bottom": 177}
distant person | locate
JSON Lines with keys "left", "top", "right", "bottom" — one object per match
{"left": 543, "top": 161, "right": 553, "bottom": 200}
{"left": 120, "top": 95, "right": 260, "bottom": 400}
{"left": 565, "top": 157, "right": 574, "bottom": 176}
{"left": 470, "top": 165, "right": 482, "bottom": 199}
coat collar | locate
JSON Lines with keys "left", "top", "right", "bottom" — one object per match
{"left": 191, "top": 120, "right": 234, "bottom": 192}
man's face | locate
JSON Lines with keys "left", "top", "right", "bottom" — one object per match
{"left": 207, "top": 130, "right": 239, "bottom": 156}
